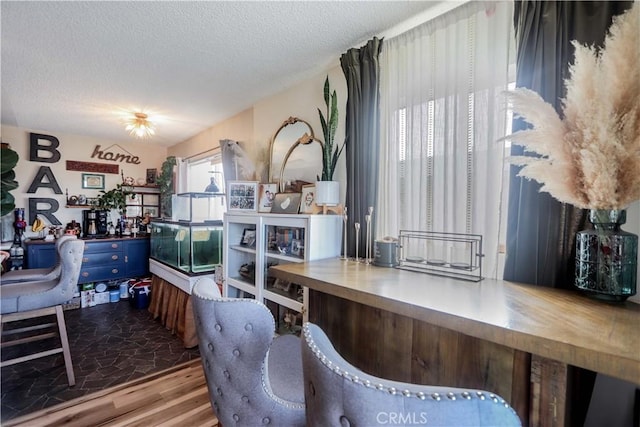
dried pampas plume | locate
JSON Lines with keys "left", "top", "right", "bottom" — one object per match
{"left": 503, "top": 3, "right": 640, "bottom": 210}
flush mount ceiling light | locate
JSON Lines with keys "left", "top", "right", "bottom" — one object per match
{"left": 125, "top": 112, "right": 155, "bottom": 139}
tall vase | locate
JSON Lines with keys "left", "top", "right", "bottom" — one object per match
{"left": 575, "top": 209, "right": 638, "bottom": 301}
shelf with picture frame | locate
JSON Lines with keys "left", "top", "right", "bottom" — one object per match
{"left": 123, "top": 185, "right": 160, "bottom": 218}
{"left": 223, "top": 211, "right": 341, "bottom": 336}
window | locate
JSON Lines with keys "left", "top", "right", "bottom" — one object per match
{"left": 378, "top": 1, "right": 515, "bottom": 279}
{"left": 186, "top": 154, "right": 226, "bottom": 220}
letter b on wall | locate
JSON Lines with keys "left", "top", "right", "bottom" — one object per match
{"left": 30, "top": 133, "right": 61, "bottom": 163}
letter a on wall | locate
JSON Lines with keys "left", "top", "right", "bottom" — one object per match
{"left": 27, "top": 166, "right": 63, "bottom": 194}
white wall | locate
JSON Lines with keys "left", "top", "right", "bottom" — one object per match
{"left": 1, "top": 125, "right": 167, "bottom": 238}
{"left": 168, "top": 65, "right": 348, "bottom": 203}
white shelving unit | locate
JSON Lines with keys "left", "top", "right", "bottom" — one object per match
{"left": 223, "top": 212, "right": 341, "bottom": 335}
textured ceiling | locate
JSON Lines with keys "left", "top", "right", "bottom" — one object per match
{"left": 1, "top": 1, "right": 439, "bottom": 147}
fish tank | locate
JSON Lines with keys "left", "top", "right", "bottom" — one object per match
{"left": 150, "top": 219, "right": 223, "bottom": 274}
{"left": 173, "top": 192, "right": 226, "bottom": 223}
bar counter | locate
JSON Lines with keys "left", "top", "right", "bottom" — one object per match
{"left": 270, "top": 258, "right": 640, "bottom": 425}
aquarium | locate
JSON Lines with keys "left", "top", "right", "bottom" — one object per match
{"left": 150, "top": 219, "right": 223, "bottom": 274}
{"left": 174, "top": 192, "right": 226, "bottom": 223}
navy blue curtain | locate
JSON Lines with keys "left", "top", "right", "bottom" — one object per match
{"left": 504, "top": 1, "right": 633, "bottom": 288}
{"left": 340, "top": 38, "right": 383, "bottom": 258}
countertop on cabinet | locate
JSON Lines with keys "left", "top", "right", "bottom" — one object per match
{"left": 25, "top": 235, "right": 150, "bottom": 245}
{"left": 269, "top": 258, "right": 640, "bottom": 386}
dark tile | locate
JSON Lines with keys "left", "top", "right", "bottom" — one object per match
{"left": 1, "top": 301, "right": 200, "bottom": 423}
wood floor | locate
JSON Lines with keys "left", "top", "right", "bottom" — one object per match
{"left": 4, "top": 358, "right": 218, "bottom": 427}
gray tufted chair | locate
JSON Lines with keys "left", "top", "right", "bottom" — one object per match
{"left": 1, "top": 235, "right": 76, "bottom": 284}
{"left": 192, "top": 277, "right": 306, "bottom": 427}
{"left": 301, "top": 322, "right": 522, "bottom": 427}
{"left": 1, "top": 238, "right": 85, "bottom": 386}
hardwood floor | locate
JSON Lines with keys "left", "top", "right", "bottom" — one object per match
{"left": 4, "top": 358, "right": 218, "bottom": 427}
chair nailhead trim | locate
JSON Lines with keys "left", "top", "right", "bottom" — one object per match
{"left": 302, "top": 322, "right": 518, "bottom": 412}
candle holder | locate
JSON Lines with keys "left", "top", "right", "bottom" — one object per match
{"left": 365, "top": 214, "right": 371, "bottom": 264}
{"left": 341, "top": 207, "right": 348, "bottom": 261}
{"left": 354, "top": 222, "right": 361, "bottom": 262}
{"left": 365, "top": 206, "right": 374, "bottom": 264}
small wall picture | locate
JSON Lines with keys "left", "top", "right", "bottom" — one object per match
{"left": 240, "top": 228, "right": 256, "bottom": 247}
{"left": 270, "top": 193, "right": 302, "bottom": 214}
{"left": 258, "top": 183, "right": 278, "bottom": 213}
{"left": 146, "top": 168, "right": 157, "bottom": 185}
{"left": 299, "top": 184, "right": 317, "bottom": 214}
{"left": 228, "top": 181, "right": 258, "bottom": 211}
{"left": 81, "top": 173, "right": 105, "bottom": 190}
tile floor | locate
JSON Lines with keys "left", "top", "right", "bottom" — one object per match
{"left": 1, "top": 299, "right": 200, "bottom": 422}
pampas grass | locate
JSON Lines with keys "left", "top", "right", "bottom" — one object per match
{"left": 504, "top": 3, "right": 640, "bottom": 209}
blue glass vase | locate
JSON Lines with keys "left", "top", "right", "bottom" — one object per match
{"left": 575, "top": 209, "right": 638, "bottom": 301}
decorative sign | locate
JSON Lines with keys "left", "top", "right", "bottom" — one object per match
{"left": 66, "top": 160, "right": 119, "bottom": 174}
{"left": 91, "top": 144, "right": 141, "bottom": 164}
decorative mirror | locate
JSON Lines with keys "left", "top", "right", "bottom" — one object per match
{"left": 268, "top": 117, "right": 323, "bottom": 192}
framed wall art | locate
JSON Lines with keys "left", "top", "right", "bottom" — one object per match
{"left": 81, "top": 173, "right": 105, "bottom": 190}
{"left": 146, "top": 168, "right": 158, "bottom": 184}
{"left": 299, "top": 184, "right": 317, "bottom": 214}
{"left": 270, "top": 193, "right": 302, "bottom": 214}
{"left": 258, "top": 183, "right": 278, "bottom": 213}
{"left": 228, "top": 181, "right": 258, "bottom": 211}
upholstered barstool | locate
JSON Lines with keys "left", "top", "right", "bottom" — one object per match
{"left": 1, "top": 235, "right": 76, "bottom": 284}
{"left": 1, "top": 238, "right": 85, "bottom": 386}
{"left": 192, "top": 277, "right": 306, "bottom": 426}
{"left": 301, "top": 322, "right": 522, "bottom": 426}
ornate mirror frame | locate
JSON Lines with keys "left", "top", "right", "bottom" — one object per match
{"left": 268, "top": 116, "right": 324, "bottom": 192}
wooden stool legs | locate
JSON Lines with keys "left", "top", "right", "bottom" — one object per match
{"left": 1, "top": 305, "right": 75, "bottom": 386}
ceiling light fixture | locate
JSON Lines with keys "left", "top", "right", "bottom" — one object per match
{"left": 125, "top": 112, "right": 155, "bottom": 139}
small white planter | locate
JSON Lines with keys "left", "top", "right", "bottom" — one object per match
{"left": 315, "top": 181, "right": 340, "bottom": 206}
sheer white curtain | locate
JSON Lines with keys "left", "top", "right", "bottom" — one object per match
{"left": 377, "top": 1, "right": 514, "bottom": 279}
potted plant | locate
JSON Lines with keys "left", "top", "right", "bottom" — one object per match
{"left": 316, "top": 76, "right": 346, "bottom": 207}
{"left": 157, "top": 156, "right": 176, "bottom": 218}
{"left": 96, "top": 184, "right": 130, "bottom": 213}
{"left": 96, "top": 184, "right": 132, "bottom": 230}
{"left": 1, "top": 144, "right": 19, "bottom": 217}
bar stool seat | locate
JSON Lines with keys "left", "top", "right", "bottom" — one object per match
{"left": 1, "top": 238, "right": 85, "bottom": 386}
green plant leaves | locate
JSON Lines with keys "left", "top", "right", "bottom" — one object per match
{"left": 1, "top": 146, "right": 19, "bottom": 216}
{"left": 318, "top": 76, "right": 345, "bottom": 182}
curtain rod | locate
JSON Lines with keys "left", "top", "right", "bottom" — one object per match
{"left": 181, "top": 146, "right": 220, "bottom": 161}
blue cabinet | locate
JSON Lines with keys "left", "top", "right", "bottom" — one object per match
{"left": 25, "top": 242, "right": 56, "bottom": 269}
{"left": 24, "top": 237, "right": 150, "bottom": 284}
{"left": 80, "top": 240, "right": 125, "bottom": 284}
{"left": 125, "top": 238, "right": 150, "bottom": 278}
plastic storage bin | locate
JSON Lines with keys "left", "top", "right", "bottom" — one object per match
{"left": 129, "top": 282, "right": 152, "bottom": 309}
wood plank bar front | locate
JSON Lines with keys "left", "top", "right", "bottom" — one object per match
{"left": 270, "top": 258, "right": 640, "bottom": 426}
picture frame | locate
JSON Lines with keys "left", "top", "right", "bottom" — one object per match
{"left": 240, "top": 228, "right": 257, "bottom": 247}
{"left": 81, "top": 173, "right": 105, "bottom": 190}
{"left": 146, "top": 168, "right": 158, "bottom": 185}
{"left": 299, "top": 184, "right": 317, "bottom": 214}
{"left": 291, "top": 238, "right": 304, "bottom": 257}
{"left": 143, "top": 207, "right": 158, "bottom": 217}
{"left": 270, "top": 192, "right": 302, "bottom": 214}
{"left": 228, "top": 181, "right": 258, "bottom": 211}
{"left": 258, "top": 183, "right": 278, "bottom": 213}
